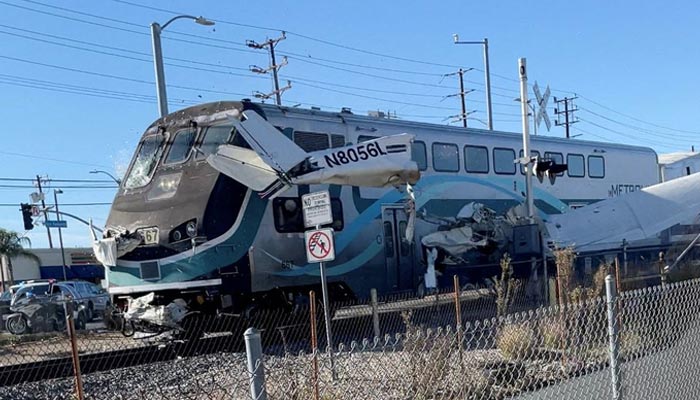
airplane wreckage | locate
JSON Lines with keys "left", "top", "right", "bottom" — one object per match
{"left": 94, "top": 109, "right": 700, "bottom": 334}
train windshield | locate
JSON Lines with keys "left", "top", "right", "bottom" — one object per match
{"left": 124, "top": 134, "right": 165, "bottom": 189}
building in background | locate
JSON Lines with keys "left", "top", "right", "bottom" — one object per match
{"left": 1, "top": 248, "right": 103, "bottom": 289}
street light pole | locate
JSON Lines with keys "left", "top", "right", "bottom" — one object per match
{"left": 89, "top": 170, "right": 121, "bottom": 185}
{"left": 53, "top": 189, "right": 67, "bottom": 281}
{"left": 453, "top": 36, "right": 494, "bottom": 130}
{"left": 150, "top": 15, "right": 215, "bottom": 117}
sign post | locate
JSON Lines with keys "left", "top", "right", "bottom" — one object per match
{"left": 302, "top": 191, "right": 336, "bottom": 379}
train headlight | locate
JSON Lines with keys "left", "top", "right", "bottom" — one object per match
{"left": 186, "top": 221, "right": 197, "bottom": 237}
{"left": 172, "top": 230, "right": 182, "bottom": 241}
{"left": 147, "top": 172, "right": 182, "bottom": 201}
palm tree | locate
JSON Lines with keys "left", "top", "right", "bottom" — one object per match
{"left": 0, "top": 228, "right": 40, "bottom": 291}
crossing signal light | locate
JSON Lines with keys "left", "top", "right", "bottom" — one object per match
{"left": 20, "top": 203, "right": 34, "bottom": 230}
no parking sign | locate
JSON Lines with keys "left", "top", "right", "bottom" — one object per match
{"left": 305, "top": 228, "right": 335, "bottom": 263}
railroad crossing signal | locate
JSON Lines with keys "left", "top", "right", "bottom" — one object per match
{"left": 533, "top": 82, "right": 551, "bottom": 132}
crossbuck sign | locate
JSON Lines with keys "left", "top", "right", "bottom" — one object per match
{"left": 533, "top": 82, "right": 552, "bottom": 132}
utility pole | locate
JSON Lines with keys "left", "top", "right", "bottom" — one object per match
{"left": 53, "top": 189, "right": 67, "bottom": 281}
{"left": 36, "top": 175, "right": 53, "bottom": 249}
{"left": 554, "top": 96, "right": 579, "bottom": 139}
{"left": 247, "top": 32, "right": 290, "bottom": 105}
{"left": 445, "top": 68, "right": 474, "bottom": 127}
{"left": 457, "top": 69, "right": 467, "bottom": 128}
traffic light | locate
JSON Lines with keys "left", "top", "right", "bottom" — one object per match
{"left": 20, "top": 203, "right": 34, "bottom": 230}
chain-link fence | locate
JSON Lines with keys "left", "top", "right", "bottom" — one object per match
{"left": 3, "top": 270, "right": 700, "bottom": 399}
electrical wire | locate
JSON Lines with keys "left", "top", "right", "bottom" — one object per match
{"left": 0, "top": 203, "right": 112, "bottom": 206}
{"left": 0, "top": 150, "right": 111, "bottom": 169}
{"left": 578, "top": 106, "right": 698, "bottom": 141}
{"left": 578, "top": 94, "right": 700, "bottom": 135}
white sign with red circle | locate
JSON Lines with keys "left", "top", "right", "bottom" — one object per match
{"left": 305, "top": 228, "right": 335, "bottom": 263}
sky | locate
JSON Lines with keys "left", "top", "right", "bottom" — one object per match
{"left": 1, "top": 0, "right": 699, "bottom": 248}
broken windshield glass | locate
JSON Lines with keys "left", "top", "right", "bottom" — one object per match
{"left": 124, "top": 134, "right": 165, "bottom": 189}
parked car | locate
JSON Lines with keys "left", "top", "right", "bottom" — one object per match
{"left": 59, "top": 281, "right": 110, "bottom": 321}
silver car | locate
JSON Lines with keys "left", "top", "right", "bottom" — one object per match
{"left": 59, "top": 281, "right": 110, "bottom": 321}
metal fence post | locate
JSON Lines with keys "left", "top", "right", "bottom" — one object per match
{"left": 244, "top": 328, "right": 267, "bottom": 400}
{"left": 370, "top": 288, "right": 380, "bottom": 339}
{"left": 65, "top": 299, "right": 85, "bottom": 400}
{"left": 453, "top": 275, "right": 463, "bottom": 366}
{"left": 309, "top": 291, "right": 320, "bottom": 400}
{"left": 605, "top": 275, "right": 622, "bottom": 400}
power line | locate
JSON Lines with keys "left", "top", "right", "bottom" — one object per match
{"left": 0, "top": 203, "right": 112, "bottom": 206}
{"left": 0, "top": 150, "right": 111, "bottom": 169}
{"left": 110, "top": 0, "right": 469, "bottom": 70}
{"left": 292, "top": 81, "right": 456, "bottom": 111}
{"left": 578, "top": 118, "right": 678, "bottom": 148}
{"left": 0, "top": 28, "right": 265, "bottom": 80}
{"left": 578, "top": 106, "right": 698, "bottom": 141}
{"left": 578, "top": 94, "right": 700, "bottom": 135}
{"left": 1, "top": 0, "right": 260, "bottom": 55}
{"left": 0, "top": 55, "right": 251, "bottom": 98}
{"left": 0, "top": 23, "right": 254, "bottom": 73}
{"left": 0, "top": 177, "right": 116, "bottom": 183}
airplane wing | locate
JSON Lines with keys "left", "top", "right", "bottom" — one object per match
{"left": 206, "top": 145, "right": 278, "bottom": 191}
{"left": 546, "top": 172, "right": 700, "bottom": 252}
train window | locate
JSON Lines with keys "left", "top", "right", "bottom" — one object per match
{"left": 358, "top": 135, "right": 379, "bottom": 143}
{"left": 493, "top": 148, "right": 516, "bottom": 175}
{"left": 196, "top": 125, "right": 233, "bottom": 160}
{"left": 294, "top": 131, "right": 329, "bottom": 152}
{"left": 331, "top": 134, "right": 346, "bottom": 148}
{"left": 272, "top": 197, "right": 344, "bottom": 233}
{"left": 567, "top": 154, "right": 585, "bottom": 177}
{"left": 465, "top": 145, "right": 489, "bottom": 173}
{"left": 164, "top": 128, "right": 196, "bottom": 165}
{"left": 432, "top": 142, "right": 459, "bottom": 172}
{"left": 124, "top": 134, "right": 166, "bottom": 189}
{"left": 544, "top": 152, "right": 565, "bottom": 176}
{"left": 383, "top": 222, "right": 394, "bottom": 257}
{"left": 411, "top": 141, "right": 427, "bottom": 171}
{"left": 588, "top": 155, "right": 605, "bottom": 178}
{"left": 518, "top": 149, "right": 540, "bottom": 175}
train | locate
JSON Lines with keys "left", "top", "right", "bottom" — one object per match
{"left": 98, "top": 99, "right": 659, "bottom": 316}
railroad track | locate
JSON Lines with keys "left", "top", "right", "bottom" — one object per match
{"left": 0, "top": 334, "right": 242, "bottom": 387}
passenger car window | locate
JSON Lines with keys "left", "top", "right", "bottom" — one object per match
{"left": 411, "top": 141, "right": 427, "bottom": 171}
{"left": 588, "top": 155, "right": 605, "bottom": 178}
{"left": 493, "top": 148, "right": 516, "bottom": 175}
{"left": 197, "top": 125, "right": 232, "bottom": 159}
{"left": 567, "top": 154, "right": 585, "bottom": 177}
{"left": 294, "top": 131, "right": 329, "bottom": 152}
{"left": 465, "top": 145, "right": 489, "bottom": 173}
{"left": 164, "top": 128, "right": 196, "bottom": 164}
{"left": 124, "top": 135, "right": 165, "bottom": 189}
{"left": 432, "top": 142, "right": 459, "bottom": 172}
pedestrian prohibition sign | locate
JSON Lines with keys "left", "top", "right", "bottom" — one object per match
{"left": 305, "top": 228, "right": 335, "bottom": 263}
